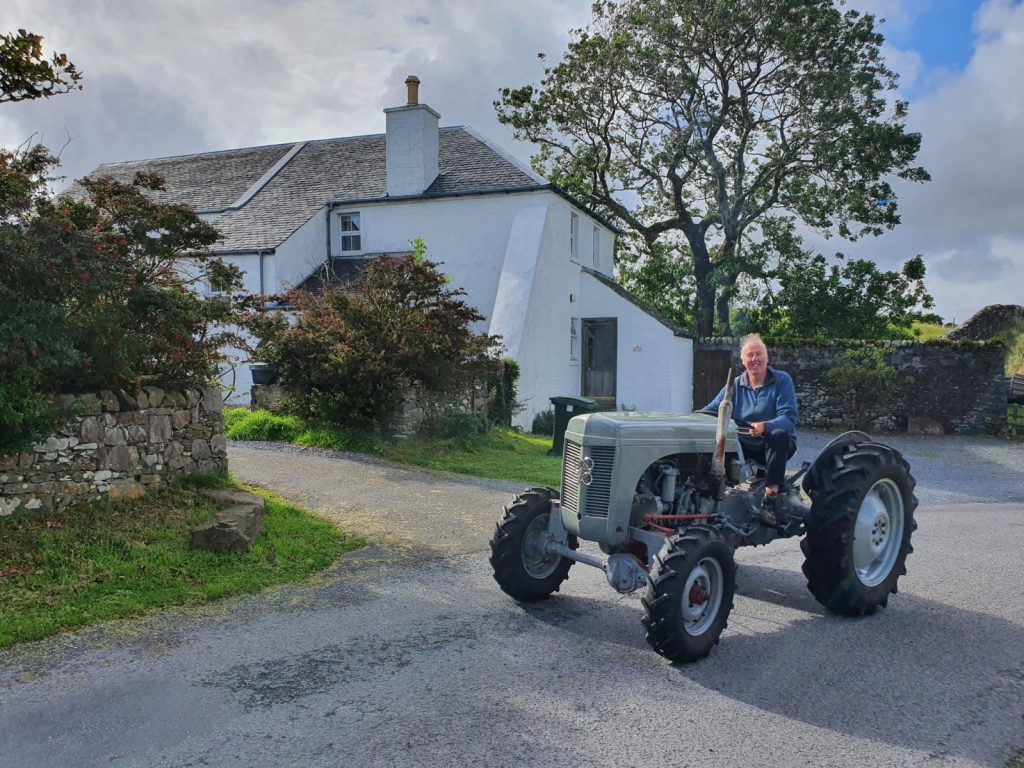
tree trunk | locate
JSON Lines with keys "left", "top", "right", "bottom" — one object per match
{"left": 716, "top": 291, "right": 732, "bottom": 336}
{"left": 685, "top": 229, "right": 715, "bottom": 338}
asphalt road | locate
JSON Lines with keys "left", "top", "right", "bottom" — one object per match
{"left": 1, "top": 437, "right": 1022, "bottom": 768}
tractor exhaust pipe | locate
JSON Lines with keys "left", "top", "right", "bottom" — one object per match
{"left": 711, "top": 368, "right": 733, "bottom": 499}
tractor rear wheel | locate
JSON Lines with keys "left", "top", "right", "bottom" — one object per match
{"left": 801, "top": 441, "right": 918, "bottom": 616}
{"left": 642, "top": 526, "right": 736, "bottom": 663}
{"left": 490, "top": 487, "right": 576, "bottom": 602}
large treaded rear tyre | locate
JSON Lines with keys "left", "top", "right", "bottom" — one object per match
{"left": 642, "top": 525, "right": 737, "bottom": 663}
{"left": 801, "top": 441, "right": 918, "bottom": 616}
{"left": 490, "top": 487, "right": 576, "bottom": 602}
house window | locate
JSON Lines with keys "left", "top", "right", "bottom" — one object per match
{"left": 570, "top": 213, "right": 579, "bottom": 262}
{"left": 338, "top": 212, "right": 362, "bottom": 253}
{"left": 592, "top": 226, "right": 600, "bottom": 266}
{"left": 570, "top": 317, "right": 580, "bottom": 363}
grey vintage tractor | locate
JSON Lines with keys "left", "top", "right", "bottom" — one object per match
{"left": 489, "top": 386, "right": 918, "bottom": 663}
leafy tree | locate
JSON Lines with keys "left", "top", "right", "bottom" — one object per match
{"left": 246, "top": 254, "right": 500, "bottom": 429}
{"left": 738, "top": 218, "right": 934, "bottom": 339}
{"left": 497, "top": 0, "right": 928, "bottom": 336}
{"left": 0, "top": 29, "right": 81, "bottom": 103}
{"left": 0, "top": 31, "right": 244, "bottom": 454}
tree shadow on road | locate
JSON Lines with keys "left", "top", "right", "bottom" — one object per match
{"left": 522, "top": 563, "right": 1023, "bottom": 765}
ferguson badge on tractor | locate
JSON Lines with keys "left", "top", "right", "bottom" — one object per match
{"left": 490, "top": 373, "right": 918, "bottom": 663}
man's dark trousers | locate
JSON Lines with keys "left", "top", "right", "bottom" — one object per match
{"left": 740, "top": 429, "right": 796, "bottom": 488}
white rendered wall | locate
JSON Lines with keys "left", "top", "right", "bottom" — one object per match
{"left": 273, "top": 209, "right": 327, "bottom": 290}
{"left": 579, "top": 272, "right": 694, "bottom": 415}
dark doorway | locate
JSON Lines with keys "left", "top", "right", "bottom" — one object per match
{"left": 581, "top": 318, "right": 617, "bottom": 410}
{"left": 693, "top": 349, "right": 733, "bottom": 409}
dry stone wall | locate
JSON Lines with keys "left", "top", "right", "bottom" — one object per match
{"left": 698, "top": 339, "right": 1007, "bottom": 435}
{"left": 0, "top": 386, "right": 226, "bottom": 517}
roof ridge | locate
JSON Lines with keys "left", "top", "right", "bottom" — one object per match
{"left": 96, "top": 126, "right": 471, "bottom": 169}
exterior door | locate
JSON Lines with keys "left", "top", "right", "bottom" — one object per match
{"left": 581, "top": 318, "right": 617, "bottom": 410}
{"left": 693, "top": 349, "right": 733, "bottom": 410}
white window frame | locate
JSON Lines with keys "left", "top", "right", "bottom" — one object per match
{"left": 338, "top": 211, "right": 363, "bottom": 254}
{"left": 570, "top": 212, "right": 579, "bottom": 262}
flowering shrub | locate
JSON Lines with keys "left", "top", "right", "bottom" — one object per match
{"left": 0, "top": 147, "right": 246, "bottom": 454}
{"left": 247, "top": 254, "right": 501, "bottom": 429}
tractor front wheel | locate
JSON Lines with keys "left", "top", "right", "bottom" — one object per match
{"left": 642, "top": 526, "right": 736, "bottom": 663}
{"left": 490, "top": 488, "right": 576, "bottom": 602}
{"left": 801, "top": 441, "right": 918, "bottom": 616}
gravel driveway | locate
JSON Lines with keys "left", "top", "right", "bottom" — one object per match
{"left": 0, "top": 432, "right": 1021, "bottom": 768}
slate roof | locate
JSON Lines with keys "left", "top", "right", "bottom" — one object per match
{"left": 82, "top": 127, "right": 545, "bottom": 253}
{"left": 295, "top": 255, "right": 384, "bottom": 294}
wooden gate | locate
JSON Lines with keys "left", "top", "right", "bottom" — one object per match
{"left": 581, "top": 318, "right": 617, "bottom": 410}
{"left": 693, "top": 349, "right": 733, "bottom": 409}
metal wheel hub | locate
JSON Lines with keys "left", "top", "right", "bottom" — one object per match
{"left": 853, "top": 479, "right": 905, "bottom": 587}
{"left": 522, "top": 512, "right": 560, "bottom": 579}
{"left": 680, "top": 558, "right": 724, "bottom": 636}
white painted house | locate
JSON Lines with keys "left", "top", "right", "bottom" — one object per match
{"left": 84, "top": 78, "right": 693, "bottom": 428}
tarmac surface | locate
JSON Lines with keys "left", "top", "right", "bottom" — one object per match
{"left": 1, "top": 432, "right": 1022, "bottom": 768}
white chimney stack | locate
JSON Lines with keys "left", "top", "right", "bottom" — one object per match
{"left": 385, "top": 75, "right": 440, "bottom": 197}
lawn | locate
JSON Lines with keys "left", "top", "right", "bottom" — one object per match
{"left": 0, "top": 475, "right": 364, "bottom": 647}
{"left": 225, "top": 408, "right": 563, "bottom": 488}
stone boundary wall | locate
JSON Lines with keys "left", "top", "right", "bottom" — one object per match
{"left": 0, "top": 387, "right": 226, "bottom": 517}
{"left": 698, "top": 338, "right": 1007, "bottom": 435}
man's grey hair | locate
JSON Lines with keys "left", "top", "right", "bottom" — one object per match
{"left": 740, "top": 333, "right": 768, "bottom": 355}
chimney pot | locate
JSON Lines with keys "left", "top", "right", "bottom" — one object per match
{"left": 405, "top": 75, "right": 420, "bottom": 106}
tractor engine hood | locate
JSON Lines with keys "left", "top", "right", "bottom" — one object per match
{"left": 565, "top": 411, "right": 741, "bottom": 455}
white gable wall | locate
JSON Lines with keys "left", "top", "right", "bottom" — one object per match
{"left": 579, "top": 273, "right": 694, "bottom": 414}
{"left": 327, "top": 190, "right": 613, "bottom": 331}
{"left": 274, "top": 210, "right": 327, "bottom": 290}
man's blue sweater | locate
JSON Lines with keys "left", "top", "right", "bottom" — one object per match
{"left": 701, "top": 367, "right": 798, "bottom": 447}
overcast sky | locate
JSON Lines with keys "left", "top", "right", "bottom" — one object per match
{"left": 1, "top": 0, "right": 1020, "bottom": 325}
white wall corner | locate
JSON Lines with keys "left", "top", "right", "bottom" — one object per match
{"left": 489, "top": 205, "right": 550, "bottom": 359}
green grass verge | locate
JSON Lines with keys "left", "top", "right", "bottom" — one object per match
{"left": 226, "top": 407, "right": 562, "bottom": 487}
{"left": 911, "top": 321, "right": 954, "bottom": 342}
{"left": 0, "top": 475, "right": 364, "bottom": 648}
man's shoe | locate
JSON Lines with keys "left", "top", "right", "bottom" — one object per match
{"left": 755, "top": 494, "right": 778, "bottom": 527}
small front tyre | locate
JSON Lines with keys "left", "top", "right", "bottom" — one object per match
{"left": 642, "top": 526, "right": 737, "bottom": 663}
{"left": 490, "top": 488, "right": 576, "bottom": 602}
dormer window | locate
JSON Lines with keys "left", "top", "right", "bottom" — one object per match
{"left": 339, "top": 212, "right": 362, "bottom": 253}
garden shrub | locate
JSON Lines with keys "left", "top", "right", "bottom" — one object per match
{"left": 531, "top": 409, "right": 555, "bottom": 436}
{"left": 0, "top": 146, "right": 246, "bottom": 455}
{"left": 417, "top": 409, "right": 488, "bottom": 448}
{"left": 823, "top": 346, "right": 908, "bottom": 430}
{"left": 247, "top": 253, "right": 501, "bottom": 430}
{"left": 487, "top": 358, "right": 521, "bottom": 426}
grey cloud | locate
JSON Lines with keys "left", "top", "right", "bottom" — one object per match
{"left": 930, "top": 245, "right": 1016, "bottom": 284}
{"left": 4, "top": 73, "right": 213, "bottom": 186}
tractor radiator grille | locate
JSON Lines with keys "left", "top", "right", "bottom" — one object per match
{"left": 560, "top": 440, "right": 615, "bottom": 519}
{"left": 582, "top": 446, "right": 615, "bottom": 518}
{"left": 561, "top": 440, "right": 582, "bottom": 517}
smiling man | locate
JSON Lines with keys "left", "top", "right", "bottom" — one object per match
{"left": 701, "top": 334, "right": 799, "bottom": 526}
